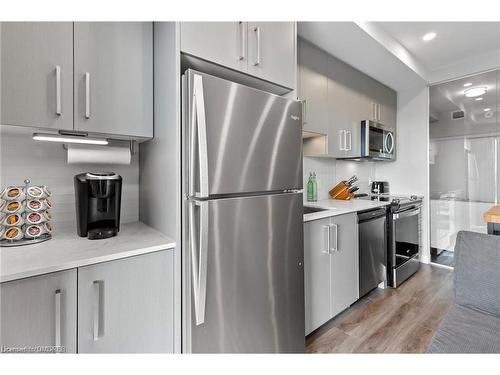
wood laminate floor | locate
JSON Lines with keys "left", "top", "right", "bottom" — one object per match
{"left": 306, "top": 264, "right": 454, "bottom": 353}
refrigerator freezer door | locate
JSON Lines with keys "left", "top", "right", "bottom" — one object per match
{"left": 184, "top": 192, "right": 305, "bottom": 353}
{"left": 185, "top": 69, "right": 303, "bottom": 198}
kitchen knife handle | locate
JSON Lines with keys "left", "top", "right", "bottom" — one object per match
{"left": 55, "top": 66, "right": 61, "bottom": 116}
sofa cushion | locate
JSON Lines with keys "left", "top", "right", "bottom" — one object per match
{"left": 427, "top": 305, "right": 500, "bottom": 353}
{"left": 454, "top": 231, "right": 500, "bottom": 318}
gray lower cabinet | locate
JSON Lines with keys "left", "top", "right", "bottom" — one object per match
{"left": 0, "top": 270, "right": 77, "bottom": 353}
{"left": 74, "top": 22, "right": 153, "bottom": 138}
{"left": 77, "top": 250, "right": 174, "bottom": 353}
{"left": 0, "top": 22, "right": 73, "bottom": 130}
{"left": 304, "top": 213, "right": 359, "bottom": 335}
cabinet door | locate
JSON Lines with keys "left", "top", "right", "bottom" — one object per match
{"left": 378, "top": 89, "right": 397, "bottom": 130}
{"left": 78, "top": 251, "right": 174, "bottom": 353}
{"left": 330, "top": 213, "right": 359, "bottom": 317}
{"left": 0, "top": 270, "right": 77, "bottom": 353}
{"left": 299, "top": 39, "right": 328, "bottom": 135}
{"left": 74, "top": 22, "right": 153, "bottom": 138}
{"left": 304, "top": 217, "right": 332, "bottom": 335}
{"left": 180, "top": 22, "right": 247, "bottom": 73}
{"left": 247, "top": 22, "right": 295, "bottom": 89}
{"left": 1, "top": 22, "right": 73, "bottom": 130}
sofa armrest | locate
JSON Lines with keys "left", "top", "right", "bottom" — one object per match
{"left": 454, "top": 231, "right": 500, "bottom": 318}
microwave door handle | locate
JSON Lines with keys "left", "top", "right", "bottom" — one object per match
{"left": 192, "top": 73, "right": 209, "bottom": 198}
{"left": 385, "top": 132, "right": 394, "bottom": 154}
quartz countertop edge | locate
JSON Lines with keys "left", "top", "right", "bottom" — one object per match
{"left": 303, "top": 199, "right": 390, "bottom": 222}
{"left": 1, "top": 221, "right": 176, "bottom": 283}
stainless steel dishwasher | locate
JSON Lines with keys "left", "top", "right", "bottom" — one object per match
{"left": 358, "top": 208, "right": 387, "bottom": 298}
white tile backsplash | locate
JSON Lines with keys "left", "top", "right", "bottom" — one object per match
{"left": 303, "top": 157, "right": 375, "bottom": 202}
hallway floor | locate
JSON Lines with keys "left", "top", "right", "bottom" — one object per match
{"left": 306, "top": 265, "right": 454, "bottom": 353}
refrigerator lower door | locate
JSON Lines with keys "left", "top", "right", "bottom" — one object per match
{"left": 184, "top": 69, "right": 303, "bottom": 198}
{"left": 183, "top": 192, "right": 304, "bottom": 353}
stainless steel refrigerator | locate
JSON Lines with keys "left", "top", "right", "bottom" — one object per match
{"left": 181, "top": 69, "right": 304, "bottom": 353}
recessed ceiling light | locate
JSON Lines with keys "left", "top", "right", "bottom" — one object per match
{"left": 464, "top": 87, "right": 487, "bottom": 98}
{"left": 483, "top": 108, "right": 491, "bottom": 112}
{"left": 463, "top": 82, "right": 473, "bottom": 87}
{"left": 422, "top": 32, "right": 437, "bottom": 41}
{"left": 475, "top": 97, "right": 483, "bottom": 101}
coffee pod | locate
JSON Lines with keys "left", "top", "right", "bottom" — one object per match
{"left": 44, "top": 222, "right": 53, "bottom": 234}
{"left": 27, "top": 186, "right": 46, "bottom": 199}
{"left": 3, "top": 186, "right": 25, "bottom": 201}
{"left": 3, "top": 200, "right": 25, "bottom": 214}
{"left": 26, "top": 199, "right": 51, "bottom": 212}
{"left": 25, "top": 225, "right": 44, "bottom": 239}
{"left": 26, "top": 211, "right": 47, "bottom": 225}
{"left": 3, "top": 227, "right": 23, "bottom": 241}
{"left": 43, "top": 186, "right": 52, "bottom": 198}
{"left": 43, "top": 211, "right": 52, "bottom": 221}
{"left": 3, "top": 213, "right": 24, "bottom": 227}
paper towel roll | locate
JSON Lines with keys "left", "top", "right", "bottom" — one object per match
{"left": 67, "top": 144, "right": 131, "bottom": 165}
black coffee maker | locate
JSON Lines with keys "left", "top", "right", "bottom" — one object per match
{"left": 74, "top": 172, "right": 122, "bottom": 240}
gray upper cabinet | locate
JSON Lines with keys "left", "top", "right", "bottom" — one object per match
{"left": 180, "top": 22, "right": 247, "bottom": 73}
{"left": 0, "top": 270, "right": 77, "bottom": 353}
{"left": 247, "top": 22, "right": 295, "bottom": 90}
{"left": 74, "top": 22, "right": 153, "bottom": 138}
{"left": 304, "top": 212, "right": 359, "bottom": 335}
{"left": 77, "top": 250, "right": 174, "bottom": 353}
{"left": 298, "top": 40, "right": 397, "bottom": 158}
{"left": 298, "top": 39, "right": 328, "bottom": 135}
{"left": 180, "top": 22, "right": 295, "bottom": 90}
{"left": 1, "top": 22, "right": 73, "bottom": 130}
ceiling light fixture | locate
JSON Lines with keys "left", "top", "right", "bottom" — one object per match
{"left": 463, "top": 82, "right": 473, "bottom": 87}
{"left": 475, "top": 97, "right": 483, "bottom": 101}
{"left": 422, "top": 32, "right": 437, "bottom": 41}
{"left": 33, "top": 133, "right": 109, "bottom": 145}
{"left": 484, "top": 108, "right": 491, "bottom": 112}
{"left": 464, "top": 87, "right": 487, "bottom": 98}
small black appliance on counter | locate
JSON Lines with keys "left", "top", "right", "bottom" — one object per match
{"left": 74, "top": 172, "right": 122, "bottom": 240}
{"left": 371, "top": 181, "right": 389, "bottom": 195}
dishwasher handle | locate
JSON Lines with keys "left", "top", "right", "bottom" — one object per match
{"left": 358, "top": 208, "right": 387, "bottom": 223}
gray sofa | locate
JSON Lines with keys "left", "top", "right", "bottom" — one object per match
{"left": 427, "top": 231, "right": 500, "bottom": 353}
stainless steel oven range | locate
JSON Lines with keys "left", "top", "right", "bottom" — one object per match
{"left": 387, "top": 196, "right": 422, "bottom": 287}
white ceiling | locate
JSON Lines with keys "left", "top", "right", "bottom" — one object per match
{"left": 374, "top": 22, "right": 500, "bottom": 83}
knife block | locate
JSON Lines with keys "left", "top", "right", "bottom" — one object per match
{"left": 329, "top": 182, "right": 353, "bottom": 200}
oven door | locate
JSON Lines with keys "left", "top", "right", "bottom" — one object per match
{"left": 392, "top": 206, "right": 421, "bottom": 268}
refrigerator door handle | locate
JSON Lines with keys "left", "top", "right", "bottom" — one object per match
{"left": 189, "top": 200, "right": 209, "bottom": 325}
{"left": 191, "top": 73, "right": 209, "bottom": 198}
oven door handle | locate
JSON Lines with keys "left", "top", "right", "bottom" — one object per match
{"left": 393, "top": 208, "right": 421, "bottom": 220}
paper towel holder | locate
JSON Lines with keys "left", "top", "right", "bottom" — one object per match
{"left": 61, "top": 139, "right": 137, "bottom": 155}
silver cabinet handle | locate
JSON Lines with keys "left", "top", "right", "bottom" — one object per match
{"left": 239, "top": 21, "right": 246, "bottom": 61}
{"left": 253, "top": 26, "right": 261, "bottom": 66}
{"left": 191, "top": 73, "right": 209, "bottom": 198}
{"left": 322, "top": 225, "right": 330, "bottom": 254}
{"left": 85, "top": 72, "right": 90, "bottom": 119}
{"left": 339, "top": 130, "right": 345, "bottom": 151}
{"left": 302, "top": 99, "right": 307, "bottom": 125}
{"left": 377, "top": 103, "right": 381, "bottom": 121}
{"left": 372, "top": 102, "right": 377, "bottom": 121}
{"left": 189, "top": 200, "right": 209, "bottom": 325}
{"left": 329, "top": 224, "right": 339, "bottom": 252}
{"left": 54, "top": 289, "right": 61, "bottom": 347}
{"left": 55, "top": 66, "right": 61, "bottom": 116}
{"left": 93, "top": 280, "right": 103, "bottom": 341}
{"left": 346, "top": 131, "right": 352, "bottom": 151}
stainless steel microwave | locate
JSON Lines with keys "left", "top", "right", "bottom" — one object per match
{"left": 360, "top": 120, "right": 395, "bottom": 160}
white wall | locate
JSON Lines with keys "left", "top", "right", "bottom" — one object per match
{"left": 375, "top": 85, "right": 430, "bottom": 262}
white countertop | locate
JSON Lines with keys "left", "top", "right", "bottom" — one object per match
{"left": 1, "top": 222, "right": 176, "bottom": 283}
{"left": 304, "top": 198, "right": 390, "bottom": 222}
